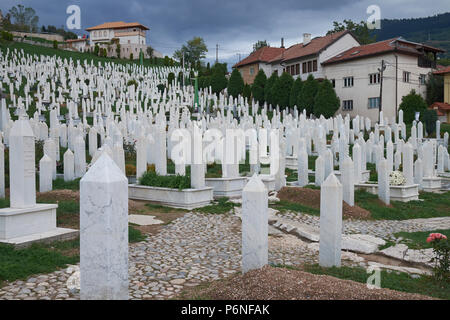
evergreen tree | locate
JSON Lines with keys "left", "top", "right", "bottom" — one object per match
{"left": 251, "top": 70, "right": 267, "bottom": 105}
{"left": 271, "top": 72, "right": 294, "bottom": 108}
{"left": 289, "top": 77, "right": 303, "bottom": 108}
{"left": 210, "top": 69, "right": 227, "bottom": 96}
{"left": 313, "top": 79, "right": 340, "bottom": 118}
{"left": 227, "top": 69, "right": 244, "bottom": 98}
{"left": 297, "top": 74, "right": 319, "bottom": 115}
{"left": 242, "top": 84, "right": 252, "bottom": 100}
{"left": 399, "top": 89, "right": 428, "bottom": 124}
{"left": 168, "top": 72, "right": 175, "bottom": 86}
{"left": 264, "top": 72, "right": 278, "bottom": 107}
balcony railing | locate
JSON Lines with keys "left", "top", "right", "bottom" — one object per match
{"left": 418, "top": 56, "right": 436, "bottom": 69}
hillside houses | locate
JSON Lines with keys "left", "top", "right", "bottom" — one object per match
{"left": 233, "top": 32, "right": 443, "bottom": 122}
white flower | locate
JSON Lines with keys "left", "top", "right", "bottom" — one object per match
{"left": 389, "top": 171, "right": 406, "bottom": 186}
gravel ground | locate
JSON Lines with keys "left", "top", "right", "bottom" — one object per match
{"left": 177, "top": 265, "right": 435, "bottom": 300}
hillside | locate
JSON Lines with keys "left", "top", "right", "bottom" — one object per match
{"left": 371, "top": 12, "right": 450, "bottom": 58}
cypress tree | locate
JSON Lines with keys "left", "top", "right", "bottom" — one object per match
{"left": 210, "top": 69, "right": 228, "bottom": 96}
{"left": 251, "top": 70, "right": 267, "bottom": 105}
{"left": 297, "top": 74, "right": 319, "bottom": 115}
{"left": 227, "top": 69, "right": 244, "bottom": 98}
{"left": 271, "top": 72, "right": 294, "bottom": 109}
{"left": 289, "top": 77, "right": 303, "bottom": 108}
{"left": 264, "top": 72, "right": 278, "bottom": 107}
{"left": 243, "top": 84, "right": 252, "bottom": 100}
{"left": 313, "top": 79, "right": 340, "bottom": 118}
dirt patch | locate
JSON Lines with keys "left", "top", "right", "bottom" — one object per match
{"left": 177, "top": 265, "right": 434, "bottom": 300}
{"left": 277, "top": 187, "right": 371, "bottom": 219}
{"left": 37, "top": 189, "right": 80, "bottom": 202}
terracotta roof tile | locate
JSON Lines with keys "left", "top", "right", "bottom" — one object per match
{"left": 269, "top": 30, "right": 352, "bottom": 63}
{"left": 86, "top": 21, "right": 149, "bottom": 31}
{"left": 233, "top": 46, "right": 285, "bottom": 68}
{"left": 323, "top": 38, "right": 444, "bottom": 65}
{"left": 434, "top": 66, "right": 450, "bottom": 75}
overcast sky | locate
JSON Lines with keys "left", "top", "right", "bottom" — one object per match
{"left": 1, "top": 0, "right": 449, "bottom": 67}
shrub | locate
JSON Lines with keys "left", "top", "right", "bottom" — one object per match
{"left": 125, "top": 164, "right": 136, "bottom": 176}
{"left": 168, "top": 72, "right": 175, "bottom": 86}
{"left": 210, "top": 69, "right": 227, "bottom": 96}
{"left": 127, "top": 79, "right": 138, "bottom": 89}
{"left": 427, "top": 233, "right": 449, "bottom": 280}
{"left": 52, "top": 40, "right": 58, "bottom": 49}
{"left": 227, "top": 68, "right": 244, "bottom": 98}
{"left": 130, "top": 53, "right": 134, "bottom": 60}
{"left": 242, "top": 83, "right": 251, "bottom": 100}
{"left": 1, "top": 31, "right": 14, "bottom": 41}
{"left": 422, "top": 109, "right": 437, "bottom": 136}
{"left": 313, "top": 79, "right": 340, "bottom": 118}
{"left": 157, "top": 83, "right": 166, "bottom": 93}
{"left": 271, "top": 72, "right": 294, "bottom": 109}
{"left": 399, "top": 90, "right": 427, "bottom": 124}
{"left": 139, "top": 171, "right": 191, "bottom": 190}
{"left": 116, "top": 43, "right": 121, "bottom": 58}
{"left": 252, "top": 70, "right": 267, "bottom": 105}
{"left": 94, "top": 44, "right": 99, "bottom": 56}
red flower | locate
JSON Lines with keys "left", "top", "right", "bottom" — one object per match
{"left": 427, "top": 233, "right": 447, "bottom": 242}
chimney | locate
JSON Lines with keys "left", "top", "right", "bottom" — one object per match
{"left": 281, "top": 37, "right": 285, "bottom": 48}
{"left": 303, "top": 33, "right": 311, "bottom": 46}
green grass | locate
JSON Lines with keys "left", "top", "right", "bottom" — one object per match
{"left": 0, "top": 240, "right": 78, "bottom": 287}
{"left": 270, "top": 200, "right": 320, "bottom": 216}
{"left": 393, "top": 229, "right": 450, "bottom": 250}
{"left": 355, "top": 190, "right": 450, "bottom": 220}
{"left": 195, "top": 197, "right": 238, "bottom": 214}
{"left": 139, "top": 171, "right": 191, "bottom": 190}
{"left": 128, "top": 226, "right": 146, "bottom": 243}
{"left": 52, "top": 178, "right": 80, "bottom": 191}
{"left": 304, "top": 264, "right": 450, "bottom": 300}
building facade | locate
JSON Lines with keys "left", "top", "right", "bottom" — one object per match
{"left": 86, "top": 21, "right": 149, "bottom": 46}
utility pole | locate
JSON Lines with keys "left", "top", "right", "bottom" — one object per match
{"left": 215, "top": 44, "right": 219, "bottom": 64}
{"left": 378, "top": 59, "right": 386, "bottom": 123}
{"left": 182, "top": 51, "right": 185, "bottom": 87}
{"left": 237, "top": 53, "right": 241, "bottom": 62}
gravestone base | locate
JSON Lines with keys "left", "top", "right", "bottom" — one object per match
{"left": 355, "top": 183, "right": 419, "bottom": 202}
{"left": 128, "top": 184, "right": 213, "bottom": 209}
{"left": 255, "top": 174, "right": 276, "bottom": 192}
{"left": 285, "top": 156, "right": 298, "bottom": 170}
{"left": 205, "top": 177, "right": 248, "bottom": 198}
{"left": 421, "top": 177, "right": 442, "bottom": 192}
{"left": 0, "top": 204, "right": 78, "bottom": 247}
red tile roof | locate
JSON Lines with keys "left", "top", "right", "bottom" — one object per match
{"left": 430, "top": 102, "right": 450, "bottom": 116}
{"left": 322, "top": 38, "right": 444, "bottom": 65}
{"left": 434, "top": 66, "right": 450, "bottom": 75}
{"left": 233, "top": 46, "right": 286, "bottom": 68}
{"left": 269, "top": 30, "right": 353, "bottom": 63}
{"left": 86, "top": 21, "right": 149, "bottom": 31}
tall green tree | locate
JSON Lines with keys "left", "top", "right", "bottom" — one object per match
{"left": 271, "top": 72, "right": 294, "bottom": 108}
{"left": 297, "top": 74, "right": 319, "bottom": 115}
{"left": 327, "top": 19, "right": 376, "bottom": 44}
{"left": 399, "top": 90, "right": 428, "bottom": 124}
{"left": 252, "top": 70, "right": 267, "bottom": 105}
{"left": 210, "top": 69, "right": 227, "bottom": 96}
{"left": 253, "top": 40, "right": 269, "bottom": 52}
{"left": 242, "top": 84, "right": 252, "bottom": 100}
{"left": 227, "top": 69, "right": 244, "bottom": 98}
{"left": 426, "top": 74, "right": 444, "bottom": 105}
{"left": 313, "top": 79, "right": 340, "bottom": 118}
{"left": 173, "top": 37, "right": 208, "bottom": 65}
{"left": 8, "top": 5, "right": 39, "bottom": 32}
{"left": 289, "top": 77, "right": 303, "bottom": 108}
{"left": 264, "top": 72, "right": 278, "bottom": 107}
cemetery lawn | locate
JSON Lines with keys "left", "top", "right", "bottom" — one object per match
{"left": 390, "top": 229, "right": 450, "bottom": 250}
{"left": 194, "top": 197, "right": 239, "bottom": 215}
{"left": 303, "top": 264, "right": 450, "bottom": 300}
{"left": 175, "top": 265, "right": 435, "bottom": 300}
{"left": 272, "top": 187, "right": 450, "bottom": 221}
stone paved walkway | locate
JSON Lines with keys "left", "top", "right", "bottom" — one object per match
{"left": 276, "top": 212, "right": 450, "bottom": 240}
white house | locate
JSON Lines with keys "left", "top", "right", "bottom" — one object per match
{"left": 269, "top": 30, "right": 360, "bottom": 81}
{"left": 86, "top": 21, "right": 148, "bottom": 46}
{"left": 321, "top": 37, "right": 444, "bottom": 122}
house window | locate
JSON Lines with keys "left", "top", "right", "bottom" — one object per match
{"left": 368, "top": 97, "right": 380, "bottom": 109}
{"left": 313, "top": 60, "right": 317, "bottom": 72}
{"left": 331, "top": 79, "right": 335, "bottom": 88}
{"left": 343, "top": 76, "right": 354, "bottom": 87}
{"left": 342, "top": 100, "right": 353, "bottom": 111}
{"left": 307, "top": 61, "right": 312, "bottom": 73}
{"left": 419, "top": 74, "right": 426, "bottom": 85}
{"left": 403, "top": 71, "right": 410, "bottom": 83}
{"left": 295, "top": 64, "right": 300, "bottom": 75}
{"left": 250, "top": 67, "right": 254, "bottom": 75}
{"left": 103, "top": 31, "right": 107, "bottom": 37}
{"left": 369, "top": 73, "right": 380, "bottom": 84}
{"left": 302, "top": 62, "right": 307, "bottom": 74}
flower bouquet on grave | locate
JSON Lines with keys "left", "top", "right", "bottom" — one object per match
{"left": 389, "top": 170, "right": 406, "bottom": 186}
